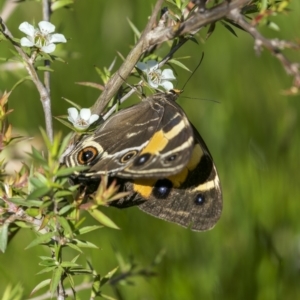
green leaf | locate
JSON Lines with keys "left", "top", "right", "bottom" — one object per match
{"left": 26, "top": 232, "right": 55, "bottom": 249}
{"left": 221, "top": 21, "right": 238, "bottom": 37}
{"left": 56, "top": 165, "right": 88, "bottom": 177}
{"left": 75, "top": 225, "right": 102, "bottom": 236}
{"left": 51, "top": 0, "right": 74, "bottom": 11}
{"left": 27, "top": 186, "right": 51, "bottom": 199}
{"left": 66, "top": 242, "right": 83, "bottom": 253}
{"left": 62, "top": 97, "right": 82, "bottom": 110}
{"left": 267, "top": 21, "right": 280, "bottom": 31}
{"left": 50, "top": 267, "right": 64, "bottom": 296}
{"left": 58, "top": 216, "right": 73, "bottom": 237}
{"left": 60, "top": 261, "right": 80, "bottom": 268}
{"left": 66, "top": 272, "right": 75, "bottom": 291}
{"left": 206, "top": 23, "right": 216, "bottom": 40}
{"left": 165, "top": 0, "right": 183, "bottom": 17}
{"left": 71, "top": 254, "right": 80, "bottom": 263}
{"left": 29, "top": 177, "right": 45, "bottom": 189}
{"left": 72, "top": 239, "right": 99, "bottom": 249}
{"left": 11, "top": 76, "right": 32, "bottom": 91}
{"left": 101, "top": 293, "right": 118, "bottom": 300}
{"left": 39, "top": 258, "right": 56, "bottom": 267}
{"left": 36, "top": 266, "right": 57, "bottom": 275}
{"left": 168, "top": 59, "right": 191, "bottom": 72}
{"left": 127, "top": 18, "right": 141, "bottom": 38}
{"left": 67, "top": 267, "right": 92, "bottom": 275}
{"left": 57, "top": 132, "right": 72, "bottom": 158}
{"left": 30, "top": 147, "right": 47, "bottom": 164}
{"left": 8, "top": 198, "right": 42, "bottom": 207}
{"left": 88, "top": 209, "right": 120, "bottom": 230}
{"left": 30, "top": 279, "right": 51, "bottom": 296}
{"left": 55, "top": 190, "right": 73, "bottom": 199}
{"left": 39, "top": 255, "right": 54, "bottom": 260}
{"left": 40, "top": 128, "right": 52, "bottom": 153}
{"left": 54, "top": 116, "right": 78, "bottom": 131}
{"left": 0, "top": 223, "right": 8, "bottom": 253}
{"left": 58, "top": 204, "right": 74, "bottom": 215}
{"left": 100, "top": 266, "right": 118, "bottom": 287}
{"left": 37, "top": 66, "right": 54, "bottom": 72}
{"left": 1, "top": 283, "right": 24, "bottom": 300}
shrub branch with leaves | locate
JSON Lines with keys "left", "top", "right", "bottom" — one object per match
{"left": 0, "top": 0, "right": 299, "bottom": 299}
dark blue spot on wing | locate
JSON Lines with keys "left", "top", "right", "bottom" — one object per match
{"left": 195, "top": 193, "right": 205, "bottom": 205}
{"left": 152, "top": 179, "right": 173, "bottom": 199}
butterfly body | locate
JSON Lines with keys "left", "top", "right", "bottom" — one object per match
{"left": 64, "top": 90, "right": 222, "bottom": 231}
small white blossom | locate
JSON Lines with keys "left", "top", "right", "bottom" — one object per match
{"left": 136, "top": 60, "right": 176, "bottom": 91}
{"left": 67, "top": 107, "right": 99, "bottom": 130}
{"left": 19, "top": 21, "right": 66, "bottom": 53}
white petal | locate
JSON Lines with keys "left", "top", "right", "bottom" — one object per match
{"left": 19, "top": 22, "right": 35, "bottom": 36}
{"left": 67, "top": 107, "right": 79, "bottom": 122}
{"left": 161, "top": 69, "right": 176, "bottom": 80}
{"left": 41, "top": 44, "right": 56, "bottom": 53}
{"left": 38, "top": 21, "right": 55, "bottom": 33}
{"left": 148, "top": 79, "right": 159, "bottom": 88}
{"left": 80, "top": 108, "right": 91, "bottom": 121}
{"left": 49, "top": 33, "right": 67, "bottom": 43}
{"left": 88, "top": 114, "right": 99, "bottom": 125}
{"left": 146, "top": 60, "right": 159, "bottom": 71}
{"left": 160, "top": 80, "right": 174, "bottom": 91}
{"left": 136, "top": 62, "right": 148, "bottom": 71}
{"left": 20, "top": 37, "right": 34, "bottom": 47}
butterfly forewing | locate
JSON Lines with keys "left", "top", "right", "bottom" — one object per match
{"left": 65, "top": 92, "right": 194, "bottom": 179}
{"left": 117, "top": 93, "right": 194, "bottom": 178}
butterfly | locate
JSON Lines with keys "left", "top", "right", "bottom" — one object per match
{"left": 63, "top": 90, "right": 222, "bottom": 231}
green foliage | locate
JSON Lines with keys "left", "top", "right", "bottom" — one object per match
{"left": 0, "top": 0, "right": 300, "bottom": 299}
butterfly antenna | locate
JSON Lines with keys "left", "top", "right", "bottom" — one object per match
{"left": 181, "top": 52, "right": 204, "bottom": 91}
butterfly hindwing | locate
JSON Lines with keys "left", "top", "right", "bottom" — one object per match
{"left": 110, "top": 126, "right": 222, "bottom": 231}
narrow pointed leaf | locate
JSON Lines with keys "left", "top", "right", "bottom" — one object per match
{"left": 30, "top": 279, "right": 51, "bottom": 296}
{"left": 26, "top": 232, "right": 55, "bottom": 249}
{"left": 88, "top": 209, "right": 120, "bottom": 230}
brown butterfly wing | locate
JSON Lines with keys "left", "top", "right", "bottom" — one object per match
{"left": 110, "top": 126, "right": 222, "bottom": 231}
{"left": 116, "top": 93, "right": 194, "bottom": 178}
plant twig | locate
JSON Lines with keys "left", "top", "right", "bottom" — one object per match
{"left": 91, "top": 0, "right": 165, "bottom": 115}
{"left": 0, "top": 0, "right": 18, "bottom": 22}
{"left": 91, "top": 0, "right": 250, "bottom": 115}
{"left": 227, "top": 7, "right": 300, "bottom": 92}
{"left": 0, "top": 18, "right": 54, "bottom": 142}
{"left": 42, "top": 0, "right": 52, "bottom": 95}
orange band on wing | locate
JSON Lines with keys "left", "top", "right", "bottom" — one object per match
{"left": 139, "top": 130, "right": 168, "bottom": 155}
{"left": 133, "top": 179, "right": 157, "bottom": 198}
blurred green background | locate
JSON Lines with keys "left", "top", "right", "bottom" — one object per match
{"left": 1, "top": 0, "right": 300, "bottom": 299}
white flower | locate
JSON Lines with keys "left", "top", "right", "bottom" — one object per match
{"left": 19, "top": 21, "right": 66, "bottom": 53}
{"left": 136, "top": 60, "right": 176, "bottom": 91}
{"left": 67, "top": 108, "right": 99, "bottom": 130}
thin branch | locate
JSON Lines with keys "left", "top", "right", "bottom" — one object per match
{"left": 2, "top": 206, "right": 43, "bottom": 229}
{"left": 0, "top": 18, "right": 54, "bottom": 142}
{"left": 42, "top": 0, "right": 52, "bottom": 94}
{"left": 227, "top": 7, "right": 300, "bottom": 92}
{"left": 0, "top": 0, "right": 18, "bottom": 22}
{"left": 102, "top": 36, "right": 189, "bottom": 121}
{"left": 91, "top": 0, "right": 250, "bottom": 115}
{"left": 42, "top": 0, "right": 53, "bottom": 140}
{"left": 91, "top": 0, "right": 165, "bottom": 115}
